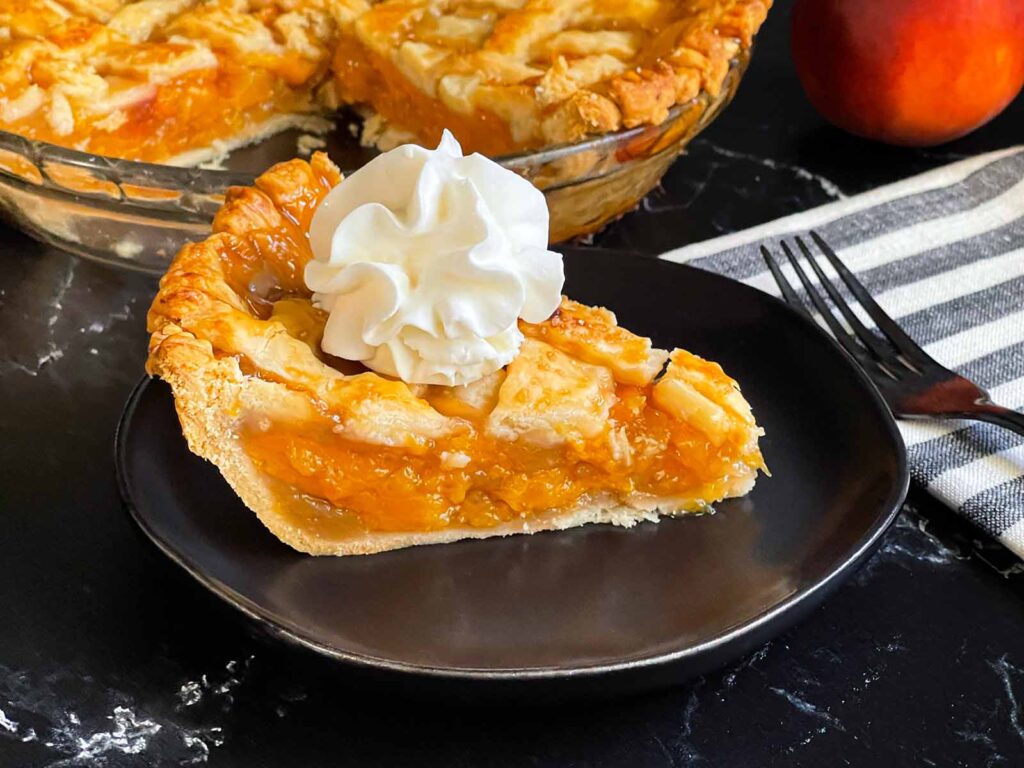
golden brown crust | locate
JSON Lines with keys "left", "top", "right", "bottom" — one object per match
{"left": 149, "top": 308, "right": 759, "bottom": 556}
{"left": 148, "top": 153, "right": 764, "bottom": 556}
{"left": 152, "top": 340, "right": 757, "bottom": 556}
{"left": 0, "top": 0, "right": 337, "bottom": 161}
{"left": 341, "top": 0, "right": 772, "bottom": 151}
{"left": 0, "top": 0, "right": 771, "bottom": 161}
{"left": 150, "top": 328, "right": 758, "bottom": 556}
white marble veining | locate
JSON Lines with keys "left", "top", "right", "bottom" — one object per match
{"left": 0, "top": 258, "right": 140, "bottom": 379}
{"left": 49, "top": 706, "right": 161, "bottom": 766}
{"left": 721, "top": 642, "right": 772, "bottom": 690}
{"left": 81, "top": 299, "right": 133, "bottom": 336}
{"left": 46, "top": 259, "right": 76, "bottom": 329}
{"left": 0, "top": 260, "right": 76, "bottom": 378}
{"left": 0, "top": 707, "right": 17, "bottom": 734}
{"left": 880, "top": 514, "right": 966, "bottom": 566}
{"left": 769, "top": 686, "right": 846, "bottom": 731}
{"left": 0, "top": 659, "right": 237, "bottom": 766}
{"left": 176, "top": 681, "right": 203, "bottom": 709}
{"left": 175, "top": 655, "right": 255, "bottom": 713}
{"left": 702, "top": 142, "right": 848, "bottom": 200}
{"left": 669, "top": 679, "right": 706, "bottom": 764}
{"left": 995, "top": 561, "right": 1024, "bottom": 578}
{"left": 989, "top": 655, "right": 1024, "bottom": 746}
{"left": 954, "top": 728, "right": 1003, "bottom": 765}
{"left": 854, "top": 511, "right": 968, "bottom": 586}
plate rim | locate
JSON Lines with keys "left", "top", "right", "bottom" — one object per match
{"left": 115, "top": 257, "right": 910, "bottom": 681}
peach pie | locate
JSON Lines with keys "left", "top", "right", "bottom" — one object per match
{"left": 0, "top": 0, "right": 770, "bottom": 162}
{"left": 146, "top": 150, "right": 765, "bottom": 555}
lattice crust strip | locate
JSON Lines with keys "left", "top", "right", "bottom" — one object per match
{"left": 0, "top": 0, "right": 769, "bottom": 159}
{"left": 350, "top": 0, "right": 770, "bottom": 148}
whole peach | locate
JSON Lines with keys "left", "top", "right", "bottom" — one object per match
{"left": 791, "top": 0, "right": 1024, "bottom": 145}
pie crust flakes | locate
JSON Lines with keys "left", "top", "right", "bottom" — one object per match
{"left": 146, "top": 153, "right": 766, "bottom": 555}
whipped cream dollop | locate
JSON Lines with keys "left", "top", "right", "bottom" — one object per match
{"left": 305, "top": 130, "right": 564, "bottom": 386}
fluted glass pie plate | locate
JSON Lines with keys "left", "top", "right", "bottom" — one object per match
{"left": 115, "top": 249, "right": 909, "bottom": 697}
{"left": 0, "top": 54, "right": 749, "bottom": 274}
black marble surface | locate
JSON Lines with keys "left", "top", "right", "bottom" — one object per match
{"left": 2, "top": 2, "right": 1024, "bottom": 765}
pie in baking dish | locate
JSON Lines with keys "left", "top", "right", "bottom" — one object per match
{"left": 146, "top": 149, "right": 765, "bottom": 555}
{"left": 0, "top": 0, "right": 770, "bottom": 163}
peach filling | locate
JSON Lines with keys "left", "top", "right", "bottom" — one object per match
{"left": 240, "top": 383, "right": 755, "bottom": 536}
{"left": 332, "top": 37, "right": 523, "bottom": 157}
{"left": 5, "top": 64, "right": 319, "bottom": 163}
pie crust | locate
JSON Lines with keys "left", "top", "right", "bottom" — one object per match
{"left": 0, "top": 0, "right": 771, "bottom": 162}
{"left": 146, "top": 153, "right": 766, "bottom": 555}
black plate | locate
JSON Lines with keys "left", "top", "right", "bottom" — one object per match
{"left": 116, "top": 248, "right": 908, "bottom": 696}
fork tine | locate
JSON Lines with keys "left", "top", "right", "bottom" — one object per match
{"left": 759, "top": 245, "right": 803, "bottom": 306}
{"left": 809, "top": 230, "right": 931, "bottom": 363}
{"left": 776, "top": 240, "right": 874, "bottom": 366}
{"left": 794, "top": 235, "right": 895, "bottom": 364}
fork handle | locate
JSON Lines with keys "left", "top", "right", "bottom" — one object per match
{"left": 960, "top": 403, "right": 1024, "bottom": 437}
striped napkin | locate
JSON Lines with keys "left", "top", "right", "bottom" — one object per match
{"left": 660, "top": 146, "right": 1024, "bottom": 558}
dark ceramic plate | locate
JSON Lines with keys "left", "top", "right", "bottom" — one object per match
{"left": 116, "top": 248, "right": 908, "bottom": 696}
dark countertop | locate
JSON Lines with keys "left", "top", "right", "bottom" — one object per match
{"left": 2, "top": 2, "right": 1023, "bottom": 765}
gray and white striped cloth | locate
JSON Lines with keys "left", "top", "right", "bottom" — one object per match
{"left": 660, "top": 146, "right": 1024, "bottom": 558}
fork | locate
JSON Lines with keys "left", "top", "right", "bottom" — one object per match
{"left": 760, "top": 230, "right": 1024, "bottom": 436}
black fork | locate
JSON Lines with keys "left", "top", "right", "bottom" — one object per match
{"left": 761, "top": 230, "right": 1024, "bottom": 436}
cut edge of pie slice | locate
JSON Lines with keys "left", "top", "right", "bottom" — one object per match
{"left": 0, "top": 0, "right": 772, "bottom": 164}
{"left": 0, "top": 0, "right": 340, "bottom": 164}
{"left": 146, "top": 152, "right": 766, "bottom": 556}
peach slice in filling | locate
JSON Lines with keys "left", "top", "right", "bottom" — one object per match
{"left": 236, "top": 304, "right": 764, "bottom": 537}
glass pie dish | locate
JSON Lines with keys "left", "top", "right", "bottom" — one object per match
{"left": 0, "top": 53, "right": 749, "bottom": 274}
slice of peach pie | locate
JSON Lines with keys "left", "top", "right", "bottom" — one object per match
{"left": 146, "top": 141, "right": 764, "bottom": 556}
